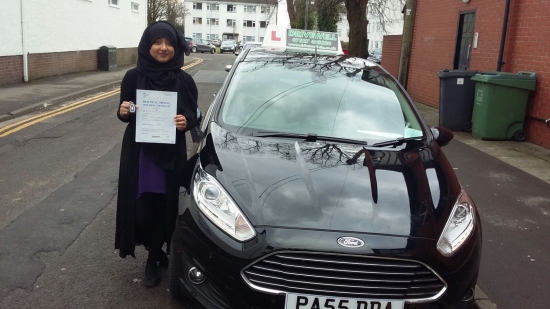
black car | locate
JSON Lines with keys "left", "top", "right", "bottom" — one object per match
{"left": 170, "top": 47, "right": 482, "bottom": 309}
{"left": 186, "top": 37, "right": 216, "bottom": 54}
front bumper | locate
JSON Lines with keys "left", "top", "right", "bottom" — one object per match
{"left": 174, "top": 193, "right": 482, "bottom": 309}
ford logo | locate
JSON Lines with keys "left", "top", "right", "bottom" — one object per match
{"left": 337, "top": 237, "right": 365, "bottom": 248}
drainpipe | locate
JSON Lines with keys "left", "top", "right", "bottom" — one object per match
{"left": 497, "top": 0, "right": 511, "bottom": 71}
{"left": 20, "top": 0, "right": 28, "bottom": 82}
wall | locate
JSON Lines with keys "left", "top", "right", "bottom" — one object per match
{"left": 0, "top": 0, "right": 145, "bottom": 84}
{"left": 0, "top": 56, "right": 24, "bottom": 84}
{"left": 381, "top": 35, "right": 402, "bottom": 78}
{"left": 1, "top": 0, "right": 23, "bottom": 56}
{"left": 506, "top": 1, "right": 550, "bottom": 147}
{"left": 408, "top": 0, "right": 505, "bottom": 107}
{"left": 408, "top": 0, "right": 550, "bottom": 148}
{"left": 20, "top": 47, "right": 138, "bottom": 81}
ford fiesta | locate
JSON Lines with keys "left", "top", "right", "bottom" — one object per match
{"left": 169, "top": 28, "right": 482, "bottom": 309}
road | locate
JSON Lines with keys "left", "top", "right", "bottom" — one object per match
{"left": 0, "top": 52, "right": 549, "bottom": 309}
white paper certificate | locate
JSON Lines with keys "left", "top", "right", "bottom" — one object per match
{"left": 135, "top": 89, "right": 178, "bottom": 144}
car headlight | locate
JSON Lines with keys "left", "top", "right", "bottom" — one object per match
{"left": 437, "top": 191, "right": 476, "bottom": 257}
{"left": 193, "top": 165, "right": 256, "bottom": 242}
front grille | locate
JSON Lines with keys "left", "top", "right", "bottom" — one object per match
{"left": 242, "top": 251, "right": 446, "bottom": 301}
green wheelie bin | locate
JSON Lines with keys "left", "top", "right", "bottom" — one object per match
{"left": 471, "top": 71, "right": 537, "bottom": 141}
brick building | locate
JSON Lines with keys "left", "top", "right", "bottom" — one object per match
{"left": 0, "top": 0, "right": 146, "bottom": 85}
{"left": 404, "top": 0, "right": 550, "bottom": 148}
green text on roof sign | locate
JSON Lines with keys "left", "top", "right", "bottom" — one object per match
{"left": 286, "top": 29, "right": 339, "bottom": 51}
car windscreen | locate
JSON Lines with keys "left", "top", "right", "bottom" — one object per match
{"left": 218, "top": 60, "right": 424, "bottom": 143}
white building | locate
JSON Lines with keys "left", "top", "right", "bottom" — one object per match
{"left": 184, "top": 0, "right": 278, "bottom": 43}
{"left": 0, "top": 0, "right": 146, "bottom": 84}
{"left": 336, "top": 1, "right": 403, "bottom": 51}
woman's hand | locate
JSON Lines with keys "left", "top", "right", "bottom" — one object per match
{"left": 175, "top": 115, "right": 187, "bottom": 131}
{"left": 119, "top": 101, "right": 134, "bottom": 119}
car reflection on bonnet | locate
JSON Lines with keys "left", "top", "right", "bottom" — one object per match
{"left": 168, "top": 46, "right": 482, "bottom": 309}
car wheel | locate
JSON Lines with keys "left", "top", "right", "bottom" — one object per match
{"left": 191, "top": 46, "right": 197, "bottom": 53}
{"left": 169, "top": 236, "right": 184, "bottom": 299}
{"left": 211, "top": 49, "right": 215, "bottom": 54}
{"left": 513, "top": 129, "right": 527, "bottom": 142}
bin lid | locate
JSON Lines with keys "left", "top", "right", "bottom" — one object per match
{"left": 437, "top": 69, "right": 479, "bottom": 78}
{"left": 471, "top": 71, "right": 537, "bottom": 91}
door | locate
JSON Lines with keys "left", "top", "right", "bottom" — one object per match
{"left": 454, "top": 12, "right": 476, "bottom": 70}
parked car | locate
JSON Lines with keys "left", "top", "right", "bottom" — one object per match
{"left": 185, "top": 38, "right": 216, "bottom": 54}
{"left": 235, "top": 42, "right": 262, "bottom": 56}
{"left": 170, "top": 26, "right": 482, "bottom": 309}
{"left": 368, "top": 48, "right": 382, "bottom": 64}
{"left": 220, "top": 40, "right": 236, "bottom": 53}
{"left": 210, "top": 39, "right": 222, "bottom": 46}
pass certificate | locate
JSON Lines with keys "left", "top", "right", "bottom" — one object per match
{"left": 135, "top": 89, "right": 178, "bottom": 144}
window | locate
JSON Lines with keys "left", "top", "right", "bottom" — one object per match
{"left": 109, "top": 0, "right": 118, "bottom": 6}
{"left": 207, "top": 18, "right": 219, "bottom": 25}
{"left": 243, "top": 36, "right": 255, "bottom": 42}
{"left": 243, "top": 20, "right": 255, "bottom": 27}
{"left": 220, "top": 63, "right": 424, "bottom": 142}
{"left": 207, "top": 33, "right": 220, "bottom": 40}
{"left": 261, "top": 6, "right": 270, "bottom": 14}
{"left": 193, "top": 17, "right": 203, "bottom": 24}
{"left": 193, "top": 33, "right": 202, "bottom": 39}
{"left": 244, "top": 5, "right": 256, "bottom": 13}
{"left": 260, "top": 21, "right": 268, "bottom": 28}
{"left": 259, "top": 37, "right": 264, "bottom": 42}
{"left": 193, "top": 2, "right": 203, "bottom": 10}
{"left": 338, "top": 29, "right": 341, "bottom": 36}
{"left": 227, "top": 4, "right": 235, "bottom": 12}
{"left": 339, "top": 15, "right": 343, "bottom": 22}
{"left": 207, "top": 2, "right": 219, "bottom": 10}
{"left": 131, "top": 2, "right": 139, "bottom": 11}
{"left": 226, "top": 19, "right": 236, "bottom": 27}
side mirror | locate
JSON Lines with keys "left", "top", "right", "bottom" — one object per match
{"left": 225, "top": 65, "right": 232, "bottom": 72}
{"left": 431, "top": 126, "right": 454, "bottom": 147}
{"left": 190, "top": 108, "right": 205, "bottom": 143}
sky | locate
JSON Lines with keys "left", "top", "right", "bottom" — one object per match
{"left": 276, "top": 0, "right": 290, "bottom": 27}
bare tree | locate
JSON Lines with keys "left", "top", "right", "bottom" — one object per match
{"left": 147, "top": 0, "right": 190, "bottom": 33}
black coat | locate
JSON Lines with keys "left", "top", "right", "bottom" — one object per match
{"left": 114, "top": 68, "right": 198, "bottom": 258}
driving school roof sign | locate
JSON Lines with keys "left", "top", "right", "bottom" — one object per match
{"left": 262, "top": 25, "right": 342, "bottom": 54}
{"left": 287, "top": 30, "right": 339, "bottom": 52}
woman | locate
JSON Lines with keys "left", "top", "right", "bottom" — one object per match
{"left": 114, "top": 21, "right": 197, "bottom": 288}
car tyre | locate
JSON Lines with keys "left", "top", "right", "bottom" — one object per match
{"left": 169, "top": 236, "right": 184, "bottom": 300}
{"left": 513, "top": 129, "right": 527, "bottom": 142}
{"left": 211, "top": 48, "right": 215, "bottom": 54}
{"left": 191, "top": 46, "right": 197, "bottom": 53}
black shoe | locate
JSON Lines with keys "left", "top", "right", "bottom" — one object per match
{"left": 144, "top": 259, "right": 161, "bottom": 288}
{"left": 158, "top": 249, "right": 169, "bottom": 268}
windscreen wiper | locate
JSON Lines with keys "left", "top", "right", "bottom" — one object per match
{"left": 250, "top": 132, "right": 369, "bottom": 145}
{"left": 371, "top": 136, "right": 425, "bottom": 148}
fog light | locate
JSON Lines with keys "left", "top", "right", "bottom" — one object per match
{"left": 188, "top": 267, "right": 206, "bottom": 284}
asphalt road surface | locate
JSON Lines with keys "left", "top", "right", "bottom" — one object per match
{"left": 1, "top": 52, "right": 549, "bottom": 309}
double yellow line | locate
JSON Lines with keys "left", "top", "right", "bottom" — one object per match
{"left": 0, "top": 58, "right": 204, "bottom": 137}
{"left": 0, "top": 89, "right": 120, "bottom": 137}
{"left": 182, "top": 57, "right": 203, "bottom": 70}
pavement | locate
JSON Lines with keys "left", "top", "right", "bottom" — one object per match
{"left": 3, "top": 56, "right": 550, "bottom": 309}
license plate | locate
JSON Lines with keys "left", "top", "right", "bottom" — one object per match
{"left": 285, "top": 293, "right": 404, "bottom": 309}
